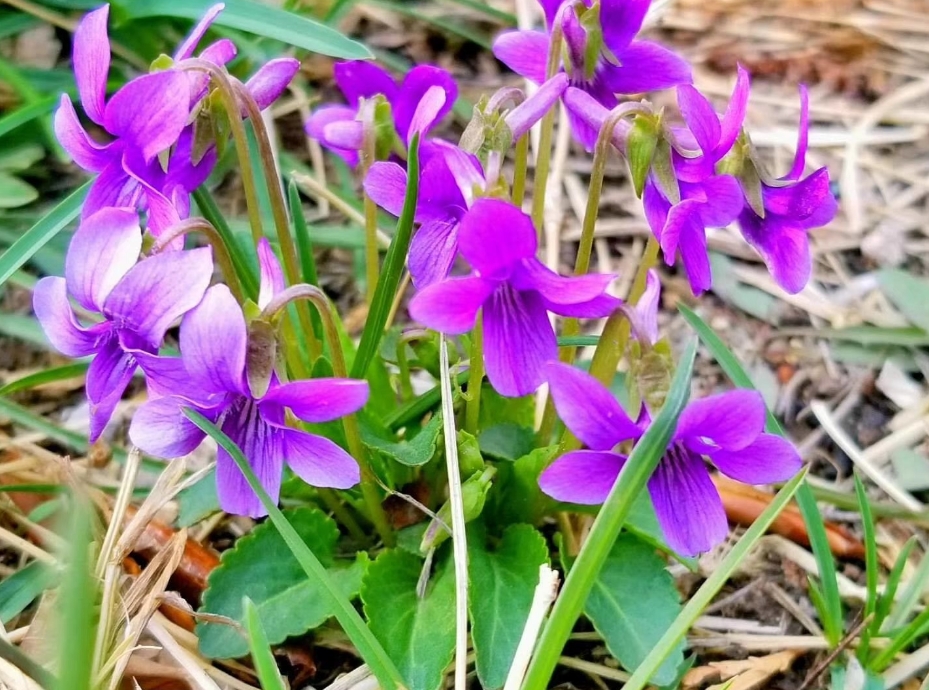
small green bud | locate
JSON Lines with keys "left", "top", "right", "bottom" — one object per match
{"left": 150, "top": 54, "right": 174, "bottom": 72}
{"left": 626, "top": 114, "right": 659, "bottom": 199}
{"left": 456, "top": 430, "right": 485, "bottom": 479}
{"left": 420, "top": 467, "right": 496, "bottom": 552}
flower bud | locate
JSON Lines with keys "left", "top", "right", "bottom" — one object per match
{"left": 456, "top": 430, "right": 485, "bottom": 479}
{"left": 420, "top": 466, "right": 496, "bottom": 552}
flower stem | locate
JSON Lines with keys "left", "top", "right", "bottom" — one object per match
{"left": 529, "top": 17, "right": 565, "bottom": 234}
{"left": 263, "top": 285, "right": 395, "bottom": 547}
{"left": 317, "top": 488, "right": 369, "bottom": 544}
{"left": 362, "top": 116, "right": 381, "bottom": 303}
{"left": 464, "top": 315, "right": 484, "bottom": 435}
{"left": 512, "top": 134, "right": 530, "bottom": 206}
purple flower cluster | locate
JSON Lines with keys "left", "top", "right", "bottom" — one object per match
{"left": 36, "top": 4, "right": 366, "bottom": 516}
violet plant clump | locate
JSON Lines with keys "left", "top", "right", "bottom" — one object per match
{"left": 28, "top": 0, "right": 844, "bottom": 686}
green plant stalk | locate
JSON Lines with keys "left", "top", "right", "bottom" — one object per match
{"left": 288, "top": 180, "right": 324, "bottom": 355}
{"left": 529, "top": 21, "right": 565, "bottom": 233}
{"left": 384, "top": 370, "right": 471, "bottom": 430}
{"left": 351, "top": 135, "right": 421, "bottom": 379}
{"left": 58, "top": 495, "right": 97, "bottom": 690}
{"left": 464, "top": 315, "right": 484, "bottom": 435}
{"left": 152, "top": 218, "right": 245, "bottom": 303}
{"left": 362, "top": 119, "right": 381, "bottom": 303}
{"left": 395, "top": 336, "right": 416, "bottom": 402}
{"left": 317, "top": 488, "right": 368, "bottom": 543}
{"left": 620, "top": 469, "right": 807, "bottom": 690}
{"left": 262, "top": 285, "right": 395, "bottom": 547}
{"left": 243, "top": 597, "right": 287, "bottom": 690}
{"left": 0, "top": 637, "right": 56, "bottom": 689}
{"left": 855, "top": 474, "right": 879, "bottom": 663}
{"left": 521, "top": 339, "right": 697, "bottom": 690}
{"left": 182, "top": 409, "right": 405, "bottom": 690}
{"left": 885, "top": 537, "right": 929, "bottom": 632}
{"left": 192, "top": 188, "right": 259, "bottom": 298}
{"left": 871, "top": 605, "right": 929, "bottom": 671}
{"left": 235, "top": 82, "right": 321, "bottom": 366}
{"left": 512, "top": 134, "right": 530, "bottom": 206}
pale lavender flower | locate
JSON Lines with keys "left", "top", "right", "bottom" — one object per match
{"left": 539, "top": 362, "right": 802, "bottom": 556}
{"left": 129, "top": 284, "right": 366, "bottom": 517}
{"left": 32, "top": 207, "right": 213, "bottom": 441}
{"left": 409, "top": 199, "right": 620, "bottom": 396}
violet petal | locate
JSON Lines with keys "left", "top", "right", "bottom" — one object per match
{"left": 539, "top": 450, "right": 626, "bottom": 504}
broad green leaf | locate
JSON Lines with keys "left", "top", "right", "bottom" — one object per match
{"left": 198, "top": 507, "right": 368, "bottom": 659}
{"left": 585, "top": 534, "right": 683, "bottom": 684}
{"left": 0, "top": 144, "right": 44, "bottom": 172}
{"left": 176, "top": 469, "right": 220, "bottom": 527}
{"left": 485, "top": 445, "right": 558, "bottom": 527}
{"left": 890, "top": 448, "right": 929, "bottom": 491}
{"left": 878, "top": 268, "right": 929, "bottom": 332}
{"left": 362, "top": 549, "right": 456, "bottom": 690}
{"left": 116, "top": 0, "right": 371, "bottom": 59}
{"left": 469, "top": 524, "right": 549, "bottom": 690}
{"left": 364, "top": 412, "right": 443, "bottom": 467}
{"left": 0, "top": 181, "right": 88, "bottom": 287}
{"left": 478, "top": 383, "right": 535, "bottom": 429}
{"left": 0, "top": 561, "right": 57, "bottom": 624}
{"left": 478, "top": 423, "right": 535, "bottom": 461}
{"left": 0, "top": 173, "right": 38, "bottom": 208}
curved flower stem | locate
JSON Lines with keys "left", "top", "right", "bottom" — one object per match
{"left": 317, "top": 488, "right": 369, "bottom": 543}
{"left": 464, "top": 316, "right": 484, "bottom": 435}
{"left": 512, "top": 134, "right": 530, "bottom": 206}
{"left": 232, "top": 80, "right": 321, "bottom": 366}
{"left": 529, "top": 13, "right": 565, "bottom": 234}
{"left": 152, "top": 218, "right": 246, "bottom": 303}
{"left": 262, "top": 285, "right": 395, "bottom": 547}
{"left": 361, "top": 110, "right": 381, "bottom": 304}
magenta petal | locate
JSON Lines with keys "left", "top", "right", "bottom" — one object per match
{"left": 363, "top": 162, "right": 408, "bottom": 217}
{"left": 54, "top": 96, "right": 114, "bottom": 171}
{"left": 129, "top": 395, "right": 213, "bottom": 457}
{"left": 104, "top": 72, "right": 191, "bottom": 161}
{"left": 711, "top": 434, "right": 802, "bottom": 484}
{"left": 281, "top": 429, "right": 361, "bottom": 489}
{"left": 632, "top": 270, "right": 660, "bottom": 344}
{"left": 333, "top": 60, "right": 398, "bottom": 105}
{"left": 257, "top": 239, "right": 285, "bottom": 309}
{"left": 174, "top": 3, "right": 225, "bottom": 59}
{"left": 599, "top": 0, "right": 650, "bottom": 53}
{"left": 73, "top": 5, "right": 110, "bottom": 125}
{"left": 677, "top": 390, "right": 765, "bottom": 452}
{"left": 545, "top": 362, "right": 641, "bottom": 450}
{"left": 492, "top": 30, "right": 550, "bottom": 84}
{"left": 483, "top": 286, "right": 555, "bottom": 397}
{"left": 104, "top": 247, "right": 213, "bottom": 348}
{"left": 694, "top": 175, "right": 743, "bottom": 228}
{"left": 406, "top": 85, "right": 449, "bottom": 141}
{"left": 506, "top": 73, "right": 568, "bottom": 141}
{"left": 718, "top": 65, "right": 751, "bottom": 156}
{"left": 662, "top": 200, "right": 712, "bottom": 295}
{"left": 32, "top": 277, "right": 102, "bottom": 358}
{"left": 677, "top": 85, "right": 721, "bottom": 156}
{"left": 458, "top": 199, "right": 537, "bottom": 277}
{"left": 133, "top": 351, "right": 193, "bottom": 399}
{"left": 66, "top": 207, "right": 141, "bottom": 312}
{"left": 83, "top": 159, "right": 139, "bottom": 218}
{"left": 260, "top": 378, "right": 369, "bottom": 423}
{"left": 393, "top": 66, "right": 457, "bottom": 140}
{"left": 643, "top": 178, "right": 671, "bottom": 237}
{"left": 738, "top": 214, "right": 812, "bottom": 294}
{"left": 562, "top": 87, "right": 610, "bottom": 151}
{"left": 198, "top": 38, "right": 237, "bottom": 67}
{"left": 408, "top": 218, "right": 459, "bottom": 289}
{"left": 180, "top": 285, "right": 248, "bottom": 396}
{"left": 786, "top": 83, "right": 809, "bottom": 180}
{"left": 246, "top": 58, "right": 300, "bottom": 111}
{"left": 762, "top": 169, "right": 834, "bottom": 220}
{"left": 649, "top": 448, "right": 728, "bottom": 557}
{"left": 86, "top": 338, "right": 136, "bottom": 442}
{"left": 539, "top": 450, "right": 626, "bottom": 504}
{"left": 409, "top": 276, "right": 492, "bottom": 333}
{"left": 217, "top": 408, "right": 283, "bottom": 518}
{"left": 514, "top": 259, "right": 619, "bottom": 317}
{"left": 602, "top": 41, "right": 692, "bottom": 94}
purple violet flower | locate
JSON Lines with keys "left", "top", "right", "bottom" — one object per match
{"left": 129, "top": 284, "right": 367, "bottom": 517}
{"left": 409, "top": 199, "right": 620, "bottom": 396}
{"left": 493, "top": 0, "right": 691, "bottom": 149}
{"left": 539, "top": 362, "right": 802, "bottom": 556}
{"left": 365, "top": 140, "right": 485, "bottom": 288}
{"left": 641, "top": 68, "right": 751, "bottom": 294}
{"left": 735, "top": 86, "right": 838, "bottom": 294}
{"left": 622, "top": 269, "right": 661, "bottom": 346}
{"left": 305, "top": 61, "right": 457, "bottom": 167}
{"left": 32, "top": 207, "right": 214, "bottom": 441}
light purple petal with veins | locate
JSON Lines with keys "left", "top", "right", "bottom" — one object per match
{"left": 104, "top": 247, "right": 213, "bottom": 348}
{"left": 738, "top": 213, "right": 813, "bottom": 294}
{"left": 545, "top": 362, "right": 642, "bottom": 450}
{"left": 65, "top": 207, "right": 141, "bottom": 312}
{"left": 32, "top": 277, "right": 104, "bottom": 358}
{"left": 483, "top": 285, "right": 555, "bottom": 396}
{"left": 406, "top": 85, "right": 448, "bottom": 141}
{"left": 393, "top": 66, "right": 457, "bottom": 141}
{"left": 492, "top": 30, "right": 549, "bottom": 84}
{"left": 82, "top": 158, "right": 140, "bottom": 219}
{"left": 409, "top": 276, "right": 493, "bottom": 333}
{"left": 409, "top": 218, "right": 460, "bottom": 288}
{"left": 539, "top": 450, "right": 626, "bottom": 504}
{"left": 600, "top": 41, "right": 692, "bottom": 94}
{"left": 458, "top": 199, "right": 537, "bottom": 278}
{"left": 104, "top": 72, "right": 191, "bottom": 162}
{"left": 86, "top": 336, "right": 136, "bottom": 442}
{"left": 54, "top": 96, "right": 115, "bottom": 171}
{"left": 676, "top": 390, "right": 766, "bottom": 452}
{"left": 280, "top": 428, "right": 361, "bottom": 489}
{"left": 710, "top": 434, "right": 802, "bottom": 484}
{"left": 334, "top": 60, "right": 398, "bottom": 105}
{"left": 513, "top": 259, "right": 617, "bottom": 312}
{"left": 180, "top": 285, "right": 248, "bottom": 397}
{"left": 305, "top": 105, "right": 359, "bottom": 166}
{"left": 599, "top": 0, "right": 650, "bottom": 54}
{"left": 259, "top": 378, "right": 369, "bottom": 423}
{"left": 364, "top": 162, "right": 408, "bottom": 217}
{"left": 216, "top": 402, "right": 284, "bottom": 518}
{"left": 73, "top": 4, "right": 110, "bottom": 124}
{"left": 257, "top": 238, "right": 285, "bottom": 310}
{"left": 245, "top": 58, "right": 300, "bottom": 111}
{"left": 129, "top": 394, "right": 219, "bottom": 457}
{"left": 174, "top": 2, "right": 225, "bottom": 60}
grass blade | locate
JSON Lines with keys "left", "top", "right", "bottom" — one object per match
{"left": 182, "top": 407, "right": 405, "bottom": 690}
{"left": 521, "top": 339, "right": 697, "bottom": 690}
{"left": 0, "top": 181, "right": 88, "bottom": 287}
{"left": 0, "top": 96, "right": 59, "bottom": 139}
{"left": 856, "top": 473, "right": 879, "bottom": 662}
{"left": 57, "top": 495, "right": 97, "bottom": 690}
{"left": 0, "top": 362, "right": 89, "bottom": 396}
{"left": 243, "top": 597, "right": 287, "bottom": 690}
{"left": 621, "top": 468, "right": 807, "bottom": 690}
{"left": 350, "top": 134, "right": 420, "bottom": 379}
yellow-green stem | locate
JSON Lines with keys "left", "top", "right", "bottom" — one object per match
{"left": 512, "top": 134, "right": 530, "bottom": 206}
{"left": 464, "top": 316, "right": 484, "bottom": 435}
{"left": 362, "top": 122, "right": 381, "bottom": 303}
{"left": 529, "top": 20, "right": 564, "bottom": 233}
{"left": 318, "top": 488, "right": 368, "bottom": 543}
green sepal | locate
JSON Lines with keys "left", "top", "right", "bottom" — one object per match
{"left": 626, "top": 114, "right": 659, "bottom": 198}
{"left": 651, "top": 136, "right": 681, "bottom": 205}
{"left": 580, "top": 2, "right": 603, "bottom": 81}
{"left": 456, "top": 429, "right": 485, "bottom": 479}
{"left": 246, "top": 318, "right": 277, "bottom": 399}
{"left": 420, "top": 466, "right": 496, "bottom": 552}
{"left": 371, "top": 96, "right": 402, "bottom": 161}
{"left": 149, "top": 53, "right": 174, "bottom": 72}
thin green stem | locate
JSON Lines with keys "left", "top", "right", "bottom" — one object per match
{"left": 362, "top": 118, "right": 381, "bottom": 303}
{"left": 464, "top": 315, "right": 484, "bottom": 435}
{"left": 521, "top": 340, "right": 697, "bottom": 690}
{"left": 529, "top": 18, "right": 564, "bottom": 233}
{"left": 512, "top": 134, "right": 530, "bottom": 206}
{"left": 262, "top": 285, "right": 395, "bottom": 547}
{"left": 317, "top": 488, "right": 369, "bottom": 543}
{"left": 183, "top": 409, "right": 405, "bottom": 690}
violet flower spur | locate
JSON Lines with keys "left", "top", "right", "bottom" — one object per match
{"left": 365, "top": 140, "right": 485, "bottom": 288}
{"left": 32, "top": 207, "right": 214, "bottom": 442}
{"left": 493, "top": 0, "right": 691, "bottom": 149}
{"left": 409, "top": 199, "right": 620, "bottom": 397}
{"left": 734, "top": 86, "right": 838, "bottom": 294}
{"left": 305, "top": 61, "right": 457, "bottom": 167}
{"left": 539, "top": 362, "right": 802, "bottom": 556}
{"left": 641, "top": 69, "right": 751, "bottom": 294}
{"left": 129, "top": 285, "right": 367, "bottom": 518}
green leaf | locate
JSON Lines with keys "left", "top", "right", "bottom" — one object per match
{"left": 469, "top": 524, "right": 549, "bottom": 690}
{"left": 0, "top": 362, "right": 89, "bottom": 396}
{"left": 243, "top": 598, "right": 287, "bottom": 690}
{"left": 479, "top": 384, "right": 535, "bottom": 429}
{"left": 478, "top": 423, "right": 535, "bottom": 462}
{"left": 58, "top": 497, "right": 97, "bottom": 690}
{"left": 486, "top": 445, "right": 558, "bottom": 527}
{"left": 361, "top": 549, "right": 456, "bottom": 690}
{"left": 364, "top": 412, "right": 443, "bottom": 467}
{"left": 0, "top": 96, "right": 57, "bottom": 140}
{"left": 0, "top": 561, "right": 57, "bottom": 624}
{"left": 116, "top": 0, "right": 371, "bottom": 59}
{"left": 585, "top": 534, "right": 683, "bottom": 684}
{"left": 878, "top": 268, "right": 929, "bottom": 332}
{"left": 198, "top": 507, "right": 368, "bottom": 659}
{"left": 176, "top": 469, "right": 220, "bottom": 528}
{"left": 0, "top": 181, "right": 88, "bottom": 287}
